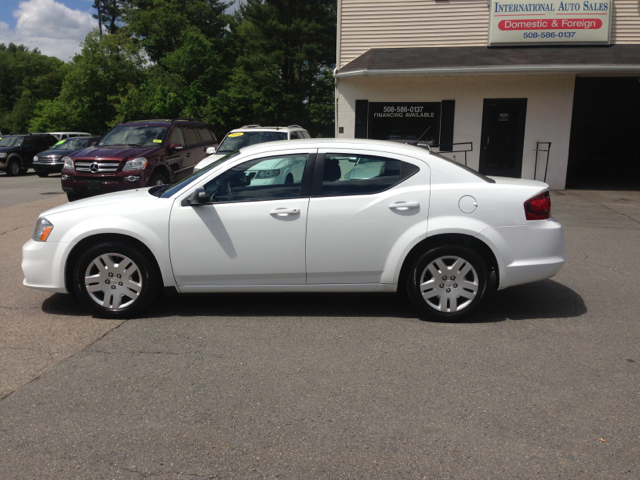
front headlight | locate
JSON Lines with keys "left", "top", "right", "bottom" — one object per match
{"left": 33, "top": 156, "right": 39, "bottom": 161}
{"left": 33, "top": 217, "right": 54, "bottom": 242}
{"left": 255, "top": 169, "right": 281, "bottom": 179}
{"left": 123, "top": 157, "right": 148, "bottom": 171}
{"left": 0, "top": 153, "right": 7, "bottom": 158}
{"left": 62, "top": 156, "right": 74, "bottom": 169}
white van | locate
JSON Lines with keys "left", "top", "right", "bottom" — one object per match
{"left": 47, "top": 132, "right": 91, "bottom": 141}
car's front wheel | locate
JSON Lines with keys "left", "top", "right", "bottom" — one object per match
{"left": 5, "top": 157, "right": 21, "bottom": 176}
{"left": 73, "top": 242, "right": 161, "bottom": 318}
{"left": 407, "top": 246, "right": 488, "bottom": 322}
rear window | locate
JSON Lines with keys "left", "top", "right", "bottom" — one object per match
{"left": 430, "top": 152, "right": 495, "bottom": 183}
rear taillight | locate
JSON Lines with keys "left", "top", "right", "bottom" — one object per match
{"left": 524, "top": 191, "right": 551, "bottom": 220}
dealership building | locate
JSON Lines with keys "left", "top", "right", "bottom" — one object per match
{"left": 334, "top": 0, "right": 640, "bottom": 189}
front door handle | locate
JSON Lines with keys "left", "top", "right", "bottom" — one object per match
{"left": 270, "top": 208, "right": 300, "bottom": 216}
{"left": 389, "top": 202, "right": 419, "bottom": 210}
{"left": 186, "top": 152, "right": 191, "bottom": 157}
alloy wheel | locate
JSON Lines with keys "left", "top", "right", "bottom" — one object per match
{"left": 84, "top": 253, "right": 143, "bottom": 311}
{"left": 418, "top": 255, "right": 479, "bottom": 313}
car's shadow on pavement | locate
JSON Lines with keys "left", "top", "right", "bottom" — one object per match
{"left": 42, "top": 279, "right": 586, "bottom": 323}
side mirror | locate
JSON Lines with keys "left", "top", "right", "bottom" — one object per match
{"left": 186, "top": 187, "right": 209, "bottom": 206}
{"left": 169, "top": 143, "right": 184, "bottom": 152}
{"left": 91, "top": 141, "right": 97, "bottom": 146}
{"left": 206, "top": 146, "right": 216, "bottom": 155}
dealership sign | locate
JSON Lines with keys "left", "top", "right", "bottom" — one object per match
{"left": 488, "top": 0, "right": 612, "bottom": 45}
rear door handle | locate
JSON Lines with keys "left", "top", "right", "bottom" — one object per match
{"left": 270, "top": 208, "right": 300, "bottom": 216}
{"left": 389, "top": 202, "right": 419, "bottom": 210}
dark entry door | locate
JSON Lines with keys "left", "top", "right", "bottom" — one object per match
{"left": 479, "top": 99, "right": 527, "bottom": 178}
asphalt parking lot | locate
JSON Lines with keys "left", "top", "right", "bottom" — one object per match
{"left": 1, "top": 173, "right": 639, "bottom": 479}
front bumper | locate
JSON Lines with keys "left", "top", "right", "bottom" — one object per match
{"left": 33, "top": 162, "right": 64, "bottom": 173}
{"left": 22, "top": 239, "right": 70, "bottom": 293}
{"left": 61, "top": 170, "right": 145, "bottom": 195}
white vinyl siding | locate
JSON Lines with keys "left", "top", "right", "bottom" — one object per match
{"left": 338, "top": 0, "right": 640, "bottom": 67}
{"left": 612, "top": 0, "right": 640, "bottom": 44}
{"left": 339, "top": 0, "right": 490, "bottom": 67}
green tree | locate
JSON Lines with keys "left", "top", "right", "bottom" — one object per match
{"left": 122, "top": 0, "right": 231, "bottom": 64}
{"left": 93, "top": 0, "right": 124, "bottom": 35}
{"left": 30, "top": 31, "right": 145, "bottom": 133}
{"left": 210, "top": 0, "right": 336, "bottom": 137}
{"left": 0, "top": 43, "right": 65, "bottom": 133}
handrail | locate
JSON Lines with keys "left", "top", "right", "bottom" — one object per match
{"left": 425, "top": 142, "right": 474, "bottom": 167}
{"left": 534, "top": 142, "right": 552, "bottom": 182}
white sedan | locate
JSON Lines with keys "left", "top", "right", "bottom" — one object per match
{"left": 22, "top": 139, "right": 565, "bottom": 321}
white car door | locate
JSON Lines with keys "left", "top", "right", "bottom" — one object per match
{"left": 169, "top": 152, "right": 314, "bottom": 289}
{"left": 306, "top": 148, "right": 430, "bottom": 284}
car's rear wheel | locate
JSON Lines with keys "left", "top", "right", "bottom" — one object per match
{"left": 73, "top": 242, "right": 160, "bottom": 318}
{"left": 407, "top": 246, "right": 488, "bottom": 322}
{"left": 6, "top": 158, "right": 21, "bottom": 176}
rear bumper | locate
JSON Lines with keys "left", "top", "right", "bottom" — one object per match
{"left": 477, "top": 218, "right": 565, "bottom": 290}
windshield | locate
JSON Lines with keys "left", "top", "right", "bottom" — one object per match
{"left": 0, "top": 136, "right": 23, "bottom": 147}
{"left": 155, "top": 152, "right": 240, "bottom": 198}
{"left": 51, "top": 138, "right": 88, "bottom": 150}
{"left": 217, "top": 131, "right": 287, "bottom": 153}
{"left": 99, "top": 126, "right": 168, "bottom": 147}
{"left": 430, "top": 152, "right": 496, "bottom": 183}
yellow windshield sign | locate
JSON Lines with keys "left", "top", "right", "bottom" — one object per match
{"left": 228, "top": 132, "right": 244, "bottom": 137}
{"left": 54, "top": 140, "right": 65, "bottom": 146}
{"left": 153, "top": 139, "right": 162, "bottom": 143}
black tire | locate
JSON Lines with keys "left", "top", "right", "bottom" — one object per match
{"left": 407, "top": 245, "right": 488, "bottom": 322}
{"left": 67, "top": 193, "right": 83, "bottom": 202}
{"left": 5, "top": 157, "right": 21, "bottom": 176}
{"left": 37, "top": 172, "right": 49, "bottom": 178}
{"left": 149, "top": 172, "right": 169, "bottom": 186}
{"left": 73, "top": 241, "right": 161, "bottom": 319}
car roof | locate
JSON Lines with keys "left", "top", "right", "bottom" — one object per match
{"left": 236, "top": 138, "right": 431, "bottom": 157}
{"left": 119, "top": 119, "right": 208, "bottom": 127}
{"left": 231, "top": 125, "right": 307, "bottom": 133}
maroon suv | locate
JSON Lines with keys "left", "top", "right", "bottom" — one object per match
{"left": 61, "top": 119, "right": 217, "bottom": 201}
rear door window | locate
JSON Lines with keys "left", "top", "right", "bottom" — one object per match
{"left": 169, "top": 127, "right": 186, "bottom": 146}
{"left": 198, "top": 127, "right": 215, "bottom": 143}
{"left": 318, "top": 153, "right": 419, "bottom": 197}
{"left": 182, "top": 126, "right": 200, "bottom": 146}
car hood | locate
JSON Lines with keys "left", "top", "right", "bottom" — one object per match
{"left": 73, "top": 145, "right": 161, "bottom": 161}
{"left": 38, "top": 148, "right": 77, "bottom": 157}
{"left": 195, "top": 153, "right": 228, "bottom": 169}
{"left": 41, "top": 188, "right": 157, "bottom": 218}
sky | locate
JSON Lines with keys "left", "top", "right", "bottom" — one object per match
{"left": 0, "top": 0, "right": 239, "bottom": 61}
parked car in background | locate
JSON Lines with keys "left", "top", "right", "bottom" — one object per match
{"left": 0, "top": 133, "right": 58, "bottom": 176}
{"left": 23, "top": 139, "right": 565, "bottom": 320}
{"left": 61, "top": 118, "right": 217, "bottom": 201}
{"left": 193, "top": 125, "right": 310, "bottom": 172}
{"left": 33, "top": 136, "right": 101, "bottom": 177}
{"left": 47, "top": 132, "right": 92, "bottom": 141}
